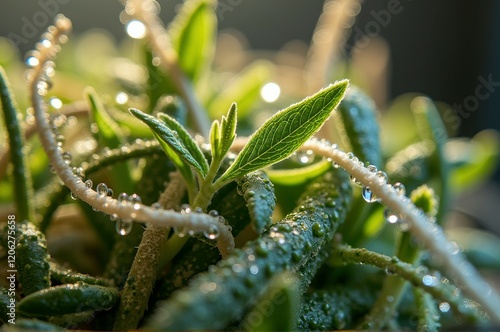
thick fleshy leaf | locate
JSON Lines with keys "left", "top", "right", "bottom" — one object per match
{"left": 237, "top": 171, "right": 276, "bottom": 233}
{"left": 169, "top": 0, "right": 217, "bottom": 82}
{"left": 218, "top": 80, "right": 348, "bottom": 183}
{"left": 130, "top": 108, "right": 208, "bottom": 178}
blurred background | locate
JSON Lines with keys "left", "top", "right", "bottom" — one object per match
{"left": 1, "top": 0, "right": 499, "bottom": 233}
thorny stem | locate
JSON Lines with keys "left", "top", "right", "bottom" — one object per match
{"left": 114, "top": 172, "right": 185, "bottom": 330}
{"left": 125, "top": 0, "right": 211, "bottom": 137}
{"left": 229, "top": 136, "right": 500, "bottom": 323}
{"left": 332, "top": 244, "right": 484, "bottom": 323}
{"left": 29, "top": 15, "right": 234, "bottom": 258}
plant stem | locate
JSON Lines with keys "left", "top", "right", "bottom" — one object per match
{"left": 0, "top": 67, "right": 36, "bottom": 224}
{"left": 29, "top": 15, "right": 234, "bottom": 258}
{"left": 414, "top": 286, "right": 441, "bottom": 332}
{"left": 114, "top": 172, "right": 185, "bottom": 330}
{"left": 332, "top": 244, "right": 485, "bottom": 323}
{"left": 126, "top": 0, "right": 211, "bottom": 137}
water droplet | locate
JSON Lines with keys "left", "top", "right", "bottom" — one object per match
{"left": 346, "top": 152, "right": 354, "bottom": 159}
{"left": 176, "top": 227, "right": 187, "bottom": 238}
{"left": 151, "top": 202, "right": 162, "bottom": 209}
{"left": 208, "top": 210, "right": 219, "bottom": 217}
{"left": 447, "top": 241, "right": 460, "bottom": 255}
{"left": 116, "top": 219, "right": 133, "bottom": 236}
{"left": 203, "top": 224, "right": 219, "bottom": 240}
{"left": 396, "top": 220, "right": 410, "bottom": 232}
{"left": 49, "top": 164, "right": 56, "bottom": 174}
{"left": 312, "top": 222, "right": 325, "bottom": 237}
{"left": 70, "top": 192, "right": 78, "bottom": 200}
{"left": 367, "top": 164, "right": 377, "bottom": 173}
{"left": 232, "top": 264, "right": 243, "bottom": 274}
{"left": 62, "top": 151, "right": 72, "bottom": 164}
{"left": 296, "top": 150, "right": 314, "bottom": 164}
{"left": 85, "top": 179, "right": 93, "bottom": 189}
{"left": 386, "top": 295, "right": 394, "bottom": 303}
{"left": 325, "top": 198, "right": 337, "bottom": 207}
{"left": 129, "top": 194, "right": 142, "bottom": 210}
{"left": 152, "top": 56, "right": 161, "bottom": 66}
{"left": 25, "top": 52, "right": 40, "bottom": 67}
{"left": 422, "top": 275, "right": 438, "bottom": 287}
{"left": 439, "top": 302, "right": 450, "bottom": 313}
{"left": 107, "top": 188, "right": 113, "bottom": 197}
{"left": 350, "top": 175, "right": 362, "bottom": 187}
{"left": 375, "top": 171, "right": 388, "bottom": 184}
{"left": 393, "top": 182, "right": 406, "bottom": 196}
{"left": 256, "top": 241, "right": 269, "bottom": 257}
{"left": 193, "top": 207, "right": 203, "bottom": 213}
{"left": 249, "top": 265, "right": 259, "bottom": 275}
{"left": 49, "top": 97, "right": 63, "bottom": 109}
{"left": 181, "top": 204, "right": 191, "bottom": 214}
{"left": 118, "top": 193, "right": 129, "bottom": 205}
{"left": 384, "top": 208, "right": 399, "bottom": 224}
{"left": 96, "top": 183, "right": 108, "bottom": 196}
{"left": 362, "top": 186, "right": 377, "bottom": 203}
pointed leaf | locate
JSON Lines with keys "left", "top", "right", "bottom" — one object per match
{"left": 85, "top": 87, "right": 125, "bottom": 148}
{"left": 129, "top": 108, "right": 208, "bottom": 177}
{"left": 169, "top": 0, "right": 217, "bottom": 82}
{"left": 158, "top": 112, "right": 209, "bottom": 174}
{"left": 218, "top": 80, "right": 349, "bottom": 183}
{"left": 220, "top": 102, "right": 237, "bottom": 156}
{"left": 209, "top": 119, "right": 221, "bottom": 159}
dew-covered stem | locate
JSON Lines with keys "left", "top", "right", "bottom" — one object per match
{"left": 125, "top": 0, "right": 210, "bottom": 136}
{"left": 29, "top": 15, "right": 234, "bottom": 259}
{"left": 332, "top": 244, "right": 485, "bottom": 323}
{"left": 414, "top": 286, "right": 441, "bottom": 332}
{"left": 114, "top": 172, "right": 185, "bottom": 330}
{"left": 0, "top": 67, "right": 36, "bottom": 224}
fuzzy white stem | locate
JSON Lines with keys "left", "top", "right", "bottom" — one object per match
{"left": 302, "top": 139, "right": 500, "bottom": 323}
{"left": 29, "top": 15, "right": 234, "bottom": 258}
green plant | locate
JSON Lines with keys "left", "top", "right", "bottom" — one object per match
{"left": 1, "top": 0, "right": 500, "bottom": 330}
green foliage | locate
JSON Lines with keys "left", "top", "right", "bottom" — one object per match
{"left": 0, "top": 0, "right": 499, "bottom": 330}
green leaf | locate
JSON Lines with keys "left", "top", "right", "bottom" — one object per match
{"left": 208, "top": 60, "right": 273, "bottom": 119}
{"left": 169, "top": 0, "right": 217, "bottom": 82}
{"left": 242, "top": 272, "right": 300, "bottom": 332}
{"left": 334, "top": 85, "right": 381, "bottom": 167}
{"left": 218, "top": 80, "right": 349, "bottom": 183}
{"left": 237, "top": 171, "right": 276, "bottom": 234}
{"left": 85, "top": 86, "right": 125, "bottom": 148}
{"left": 211, "top": 103, "right": 237, "bottom": 162}
{"left": 266, "top": 159, "right": 331, "bottom": 185}
{"left": 85, "top": 87, "right": 134, "bottom": 193}
{"left": 129, "top": 108, "right": 208, "bottom": 178}
{"left": 158, "top": 112, "right": 209, "bottom": 173}
{"left": 0, "top": 66, "right": 35, "bottom": 223}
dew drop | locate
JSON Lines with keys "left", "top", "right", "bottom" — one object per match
{"left": 181, "top": 204, "right": 191, "bottom": 214}
{"left": 384, "top": 208, "right": 399, "bottom": 224}
{"left": 115, "top": 92, "right": 129, "bottom": 105}
{"left": 208, "top": 210, "right": 219, "bottom": 217}
{"left": 393, "top": 182, "right": 406, "bottom": 196}
{"left": 84, "top": 179, "right": 93, "bottom": 189}
{"left": 176, "top": 227, "right": 187, "bottom": 238}
{"left": 118, "top": 193, "right": 129, "bottom": 206}
{"left": 70, "top": 192, "right": 78, "bottom": 200}
{"left": 151, "top": 202, "right": 162, "bottom": 209}
{"left": 346, "top": 152, "right": 354, "bottom": 159}
{"left": 107, "top": 188, "right": 113, "bottom": 197}
{"left": 367, "top": 164, "right": 377, "bottom": 173}
{"left": 296, "top": 150, "right": 314, "bottom": 164}
{"left": 110, "top": 213, "right": 118, "bottom": 221}
{"left": 203, "top": 224, "right": 220, "bottom": 240}
{"left": 49, "top": 97, "right": 63, "bottom": 109}
{"left": 96, "top": 183, "right": 108, "bottom": 196}
{"left": 349, "top": 175, "right": 362, "bottom": 187}
{"left": 126, "top": 20, "right": 146, "bottom": 39}
{"left": 62, "top": 151, "right": 72, "bottom": 164}
{"left": 325, "top": 198, "right": 337, "bottom": 207}
{"left": 439, "top": 302, "right": 450, "bottom": 313}
{"left": 362, "top": 186, "right": 377, "bottom": 203}
{"left": 249, "top": 265, "right": 259, "bottom": 275}
{"left": 386, "top": 295, "right": 394, "bottom": 303}
{"left": 422, "top": 275, "right": 438, "bottom": 287}
{"left": 116, "top": 219, "right": 133, "bottom": 236}
{"left": 25, "top": 52, "right": 40, "bottom": 67}
{"left": 129, "top": 193, "right": 142, "bottom": 210}
{"left": 193, "top": 207, "right": 203, "bottom": 213}
{"left": 375, "top": 171, "right": 388, "bottom": 184}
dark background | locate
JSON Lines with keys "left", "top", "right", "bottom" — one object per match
{"left": 1, "top": 1, "right": 499, "bottom": 229}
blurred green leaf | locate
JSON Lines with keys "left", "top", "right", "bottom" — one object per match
{"left": 208, "top": 60, "right": 273, "bottom": 119}
{"left": 267, "top": 160, "right": 331, "bottom": 186}
{"left": 169, "top": 0, "right": 217, "bottom": 82}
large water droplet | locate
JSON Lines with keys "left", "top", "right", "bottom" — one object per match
{"left": 85, "top": 179, "right": 93, "bottom": 189}
{"left": 181, "top": 204, "right": 191, "bottom": 214}
{"left": 422, "top": 274, "right": 438, "bottom": 287}
{"left": 116, "top": 219, "right": 133, "bottom": 236}
{"left": 249, "top": 265, "right": 259, "bottom": 275}
{"left": 312, "top": 222, "right": 325, "bottom": 237}
{"left": 295, "top": 150, "right": 314, "bottom": 164}
{"left": 96, "top": 183, "right": 108, "bottom": 196}
{"left": 70, "top": 192, "right": 78, "bottom": 200}
{"left": 62, "top": 151, "right": 72, "bottom": 164}
{"left": 362, "top": 186, "right": 377, "bottom": 203}
{"left": 126, "top": 20, "right": 146, "bottom": 39}
{"left": 393, "top": 182, "right": 406, "bottom": 196}
{"left": 129, "top": 193, "right": 142, "bottom": 210}
{"left": 376, "top": 171, "right": 388, "bottom": 184}
{"left": 151, "top": 202, "right": 162, "bottom": 209}
{"left": 203, "top": 224, "right": 220, "bottom": 240}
